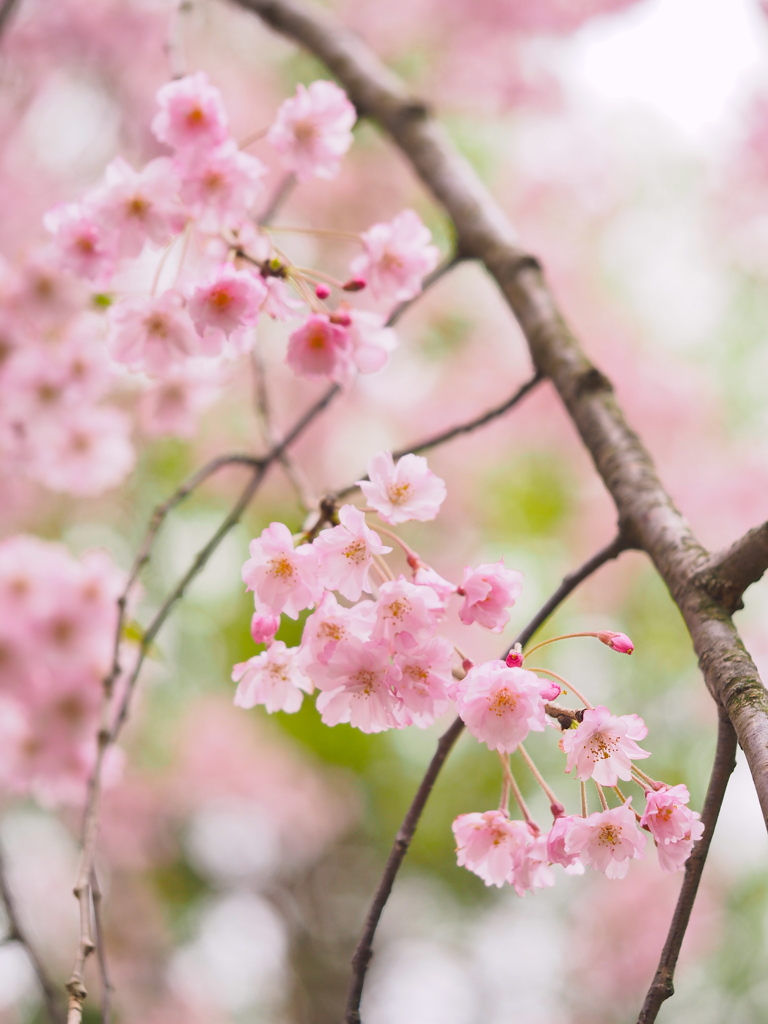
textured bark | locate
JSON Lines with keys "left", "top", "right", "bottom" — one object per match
{"left": 230, "top": 0, "right": 768, "bottom": 825}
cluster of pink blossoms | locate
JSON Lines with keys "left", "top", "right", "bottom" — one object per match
{"left": 0, "top": 535, "right": 125, "bottom": 804}
{"left": 233, "top": 451, "right": 702, "bottom": 892}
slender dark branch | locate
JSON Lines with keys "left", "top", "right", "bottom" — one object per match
{"left": 385, "top": 254, "right": 461, "bottom": 327}
{"left": 90, "top": 870, "right": 113, "bottom": 1024}
{"left": 0, "top": 0, "right": 22, "bottom": 40}
{"left": 259, "top": 172, "right": 297, "bottom": 226}
{"left": 695, "top": 521, "right": 768, "bottom": 613}
{"left": 0, "top": 841, "right": 63, "bottom": 1024}
{"left": 335, "top": 371, "right": 543, "bottom": 501}
{"left": 637, "top": 708, "right": 737, "bottom": 1023}
{"left": 343, "top": 535, "right": 629, "bottom": 1023}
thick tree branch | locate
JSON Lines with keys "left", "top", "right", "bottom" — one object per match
{"left": 344, "top": 537, "right": 628, "bottom": 1023}
{"left": 696, "top": 521, "right": 768, "bottom": 613}
{"left": 230, "top": 0, "right": 768, "bottom": 832}
{"left": 637, "top": 708, "right": 737, "bottom": 1023}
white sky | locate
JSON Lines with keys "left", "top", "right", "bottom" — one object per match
{"left": 566, "top": 0, "right": 768, "bottom": 146}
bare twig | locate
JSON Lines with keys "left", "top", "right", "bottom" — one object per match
{"left": 165, "top": 0, "right": 192, "bottom": 78}
{"left": 0, "top": 840, "right": 63, "bottom": 1023}
{"left": 344, "top": 536, "right": 628, "bottom": 1023}
{"left": 695, "top": 521, "right": 768, "bottom": 613}
{"left": 0, "top": 0, "right": 22, "bottom": 40}
{"left": 259, "top": 173, "right": 297, "bottom": 226}
{"left": 384, "top": 254, "right": 461, "bottom": 327}
{"left": 637, "top": 707, "right": 737, "bottom": 1023}
{"left": 90, "top": 870, "right": 113, "bottom": 1024}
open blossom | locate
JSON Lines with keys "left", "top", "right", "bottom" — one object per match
{"left": 350, "top": 209, "right": 440, "bottom": 303}
{"left": 267, "top": 80, "right": 356, "bottom": 181}
{"left": 152, "top": 71, "right": 229, "bottom": 153}
{"left": 107, "top": 290, "right": 199, "bottom": 376}
{"left": 346, "top": 311, "right": 398, "bottom": 374}
{"left": 655, "top": 828, "right": 703, "bottom": 873}
{"left": 640, "top": 784, "right": 702, "bottom": 845}
{"left": 392, "top": 632, "right": 454, "bottom": 727}
{"left": 188, "top": 265, "right": 266, "bottom": 355}
{"left": 314, "top": 639, "right": 401, "bottom": 733}
{"left": 232, "top": 640, "right": 313, "bottom": 714}
{"left": 44, "top": 202, "right": 115, "bottom": 283}
{"left": 561, "top": 705, "right": 650, "bottom": 786}
{"left": 358, "top": 451, "right": 447, "bottom": 525}
{"left": 372, "top": 577, "right": 445, "bottom": 644}
{"left": 452, "top": 810, "right": 532, "bottom": 888}
{"left": 139, "top": 360, "right": 221, "bottom": 438}
{"left": 454, "top": 662, "right": 548, "bottom": 752}
{"left": 241, "top": 522, "right": 320, "bottom": 619}
{"left": 92, "top": 156, "right": 185, "bottom": 258}
{"left": 458, "top": 560, "right": 523, "bottom": 632}
{"left": 565, "top": 801, "right": 646, "bottom": 880}
{"left": 546, "top": 815, "right": 585, "bottom": 872}
{"left": 299, "top": 591, "right": 375, "bottom": 667}
{"left": 313, "top": 504, "right": 390, "bottom": 600}
{"left": 179, "top": 140, "right": 268, "bottom": 229}
{"left": 285, "top": 313, "right": 353, "bottom": 383}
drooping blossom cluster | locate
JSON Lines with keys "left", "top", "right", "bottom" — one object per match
{"left": 0, "top": 535, "right": 125, "bottom": 804}
{"left": 10, "top": 70, "right": 442, "bottom": 497}
{"left": 233, "top": 450, "right": 703, "bottom": 892}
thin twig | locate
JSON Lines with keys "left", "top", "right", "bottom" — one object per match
{"left": 259, "top": 173, "right": 297, "bottom": 226}
{"left": 343, "top": 536, "right": 629, "bottom": 1023}
{"left": 0, "top": 840, "right": 63, "bottom": 1023}
{"left": 0, "top": 0, "right": 22, "bottom": 40}
{"left": 637, "top": 708, "right": 737, "bottom": 1024}
{"left": 385, "top": 254, "right": 461, "bottom": 327}
{"left": 90, "top": 870, "right": 113, "bottom": 1024}
{"left": 165, "top": 0, "right": 192, "bottom": 79}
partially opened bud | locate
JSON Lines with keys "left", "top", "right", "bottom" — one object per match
{"left": 342, "top": 276, "right": 366, "bottom": 292}
{"left": 505, "top": 646, "right": 524, "bottom": 668}
{"left": 596, "top": 630, "right": 634, "bottom": 654}
{"left": 315, "top": 283, "right": 331, "bottom": 300}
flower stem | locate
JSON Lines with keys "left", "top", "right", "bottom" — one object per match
{"left": 517, "top": 742, "right": 560, "bottom": 807}
{"left": 526, "top": 665, "right": 594, "bottom": 710}
{"left": 523, "top": 632, "right": 598, "bottom": 658}
{"left": 499, "top": 753, "right": 538, "bottom": 832}
{"left": 595, "top": 781, "right": 609, "bottom": 811}
{"left": 580, "top": 781, "right": 588, "bottom": 818}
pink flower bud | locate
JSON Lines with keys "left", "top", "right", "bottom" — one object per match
{"left": 505, "top": 649, "right": 524, "bottom": 668}
{"left": 330, "top": 311, "right": 352, "bottom": 327}
{"left": 250, "top": 612, "right": 280, "bottom": 645}
{"left": 342, "top": 276, "right": 366, "bottom": 292}
{"left": 537, "top": 680, "right": 561, "bottom": 701}
{"left": 315, "top": 283, "right": 331, "bottom": 300}
{"left": 596, "top": 630, "right": 634, "bottom": 654}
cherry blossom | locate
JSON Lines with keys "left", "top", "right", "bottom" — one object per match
{"left": 232, "top": 641, "right": 313, "bottom": 713}
{"left": 138, "top": 361, "right": 221, "bottom": 438}
{"left": 358, "top": 451, "right": 447, "bottom": 525}
{"left": 313, "top": 504, "right": 391, "bottom": 600}
{"left": 458, "top": 560, "right": 523, "bottom": 631}
{"left": 250, "top": 612, "right": 280, "bottom": 646}
{"left": 178, "top": 140, "right": 268, "bottom": 229}
{"left": 242, "top": 522, "right": 321, "bottom": 619}
{"left": 28, "top": 405, "right": 135, "bottom": 495}
{"left": 565, "top": 802, "right": 646, "bottom": 880}
{"left": 452, "top": 810, "right": 532, "bottom": 888}
{"left": 454, "top": 661, "right": 548, "bottom": 752}
{"left": 346, "top": 310, "right": 398, "bottom": 374}
{"left": 44, "top": 202, "right": 116, "bottom": 283}
{"left": 285, "top": 313, "right": 354, "bottom": 383}
{"left": 546, "top": 814, "right": 585, "bottom": 872}
{"left": 561, "top": 705, "right": 650, "bottom": 786}
{"left": 655, "top": 828, "right": 703, "bottom": 873}
{"left": 299, "top": 592, "right": 375, "bottom": 667}
{"left": 350, "top": 209, "right": 440, "bottom": 303}
{"left": 640, "top": 784, "right": 703, "bottom": 846}
{"left": 187, "top": 265, "right": 266, "bottom": 355}
{"left": 597, "top": 630, "right": 634, "bottom": 654}
{"left": 371, "top": 577, "right": 445, "bottom": 644}
{"left": 314, "top": 639, "right": 401, "bottom": 733}
{"left": 92, "top": 156, "right": 185, "bottom": 258}
{"left": 107, "top": 290, "right": 199, "bottom": 376}
{"left": 392, "top": 632, "right": 454, "bottom": 726}
{"left": 267, "top": 80, "right": 356, "bottom": 181}
{"left": 152, "top": 71, "right": 229, "bottom": 154}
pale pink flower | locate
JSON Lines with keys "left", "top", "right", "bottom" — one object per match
{"left": 44, "top": 202, "right": 115, "bottom": 283}
{"left": 107, "top": 290, "right": 199, "bottom": 376}
{"left": 655, "top": 829, "right": 702, "bottom": 873}
{"left": 152, "top": 72, "right": 229, "bottom": 153}
{"left": 546, "top": 815, "right": 585, "bottom": 872}
{"left": 299, "top": 591, "right": 375, "bottom": 667}
{"left": 565, "top": 801, "right": 646, "bottom": 880}
{"left": 314, "top": 639, "right": 401, "bottom": 733}
{"left": 561, "top": 705, "right": 650, "bottom": 786}
{"left": 313, "top": 504, "right": 390, "bottom": 600}
{"left": 179, "top": 140, "right": 267, "bottom": 229}
{"left": 267, "top": 80, "right": 356, "bottom": 182}
{"left": 261, "top": 276, "right": 303, "bottom": 320}
{"left": 392, "top": 632, "right": 453, "bottom": 726}
{"left": 241, "top": 522, "right": 320, "bottom": 619}
{"left": 28, "top": 406, "right": 135, "bottom": 495}
{"left": 454, "top": 662, "right": 547, "bottom": 752}
{"left": 458, "top": 560, "right": 523, "bottom": 632}
{"left": 359, "top": 451, "right": 447, "bottom": 525}
{"left": 250, "top": 612, "right": 280, "bottom": 646}
{"left": 285, "top": 313, "right": 353, "bottom": 383}
{"left": 92, "top": 156, "right": 185, "bottom": 258}
{"left": 412, "top": 564, "right": 457, "bottom": 600}
{"left": 346, "top": 311, "right": 398, "bottom": 374}
{"left": 350, "top": 209, "right": 440, "bottom": 303}
{"left": 139, "top": 361, "right": 221, "bottom": 438}
{"left": 597, "top": 630, "right": 634, "bottom": 654}
{"left": 452, "top": 810, "right": 531, "bottom": 888}
{"left": 372, "top": 577, "right": 445, "bottom": 644}
{"left": 640, "top": 784, "right": 702, "bottom": 845}
{"left": 513, "top": 834, "right": 556, "bottom": 896}
{"left": 187, "top": 265, "right": 266, "bottom": 355}
{"left": 232, "top": 640, "right": 313, "bottom": 714}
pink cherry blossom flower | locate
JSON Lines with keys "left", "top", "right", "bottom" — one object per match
{"left": 458, "top": 560, "right": 523, "bottom": 632}
{"left": 371, "top": 577, "right": 445, "bottom": 644}
{"left": 250, "top": 612, "right": 280, "bottom": 646}
{"left": 505, "top": 649, "right": 525, "bottom": 668}
{"left": 392, "top": 632, "right": 454, "bottom": 727}
{"left": 655, "top": 828, "right": 703, "bottom": 873}
{"left": 92, "top": 156, "right": 185, "bottom": 258}
{"left": 285, "top": 313, "right": 353, "bottom": 383}
{"left": 358, "top": 451, "right": 447, "bottom": 525}
{"left": 546, "top": 815, "right": 585, "bottom": 872}
{"left": 596, "top": 630, "right": 634, "bottom": 654}
{"left": 314, "top": 639, "right": 401, "bottom": 733}
{"left": 512, "top": 834, "right": 556, "bottom": 896}
{"left": 346, "top": 310, "right": 398, "bottom": 374}
{"left": 640, "top": 784, "right": 702, "bottom": 845}
{"left": 178, "top": 140, "right": 267, "bottom": 229}
{"left": 412, "top": 563, "right": 457, "bottom": 600}
{"left": 454, "top": 662, "right": 547, "bottom": 752}
{"left": 107, "top": 290, "right": 199, "bottom": 376}
{"left": 561, "top": 705, "right": 650, "bottom": 786}
{"left": 350, "top": 209, "right": 440, "bottom": 303}
{"left": 299, "top": 591, "right": 375, "bottom": 667}
{"left": 242, "top": 522, "right": 320, "bottom": 619}
{"left": 565, "top": 801, "right": 646, "bottom": 880}
{"left": 138, "top": 360, "right": 221, "bottom": 438}
{"left": 261, "top": 276, "right": 303, "bottom": 320}
{"left": 152, "top": 71, "right": 229, "bottom": 153}
{"left": 44, "top": 202, "right": 115, "bottom": 283}
{"left": 232, "top": 640, "right": 313, "bottom": 714}
{"left": 187, "top": 265, "right": 266, "bottom": 355}
{"left": 313, "top": 504, "right": 391, "bottom": 600}
{"left": 452, "top": 810, "right": 532, "bottom": 888}
{"left": 267, "top": 80, "right": 356, "bottom": 182}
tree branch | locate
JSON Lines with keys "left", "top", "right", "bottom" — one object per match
{"left": 230, "top": 0, "right": 768, "bottom": 833}
{"left": 695, "top": 521, "right": 768, "bottom": 613}
{"left": 0, "top": 840, "right": 63, "bottom": 1024}
{"left": 343, "top": 536, "right": 628, "bottom": 1023}
{"left": 637, "top": 707, "right": 737, "bottom": 1023}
